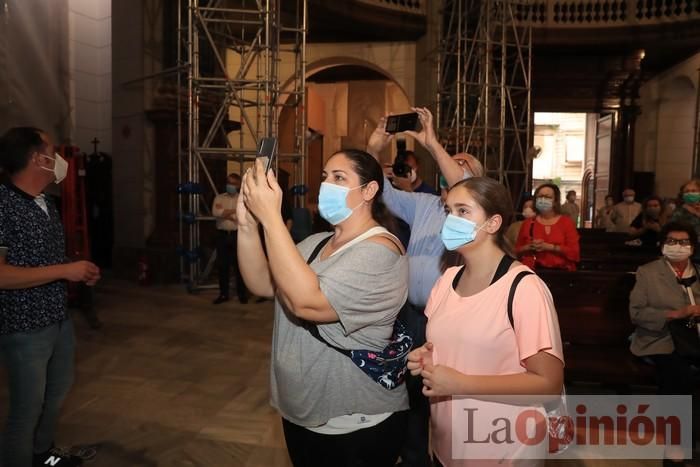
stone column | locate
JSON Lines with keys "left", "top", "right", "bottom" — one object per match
{"left": 609, "top": 103, "right": 639, "bottom": 197}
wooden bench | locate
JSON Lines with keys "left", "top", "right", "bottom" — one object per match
{"left": 576, "top": 229, "right": 658, "bottom": 272}
{"left": 578, "top": 252, "right": 656, "bottom": 272}
{"left": 536, "top": 269, "right": 656, "bottom": 387}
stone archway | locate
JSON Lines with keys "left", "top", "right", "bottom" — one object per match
{"left": 278, "top": 60, "right": 413, "bottom": 207}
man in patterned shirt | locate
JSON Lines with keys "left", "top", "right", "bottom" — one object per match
{"left": 0, "top": 127, "right": 101, "bottom": 467}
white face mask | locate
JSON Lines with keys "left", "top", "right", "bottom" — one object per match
{"left": 662, "top": 244, "right": 693, "bottom": 263}
{"left": 624, "top": 195, "right": 635, "bottom": 204}
{"left": 39, "top": 153, "right": 69, "bottom": 184}
{"left": 522, "top": 207, "right": 536, "bottom": 219}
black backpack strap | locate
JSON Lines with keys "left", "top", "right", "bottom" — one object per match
{"left": 491, "top": 255, "right": 515, "bottom": 285}
{"left": 304, "top": 233, "right": 352, "bottom": 356}
{"left": 451, "top": 265, "right": 466, "bottom": 290}
{"left": 306, "top": 234, "right": 333, "bottom": 265}
{"left": 452, "top": 255, "right": 515, "bottom": 291}
{"left": 305, "top": 322, "right": 352, "bottom": 357}
{"left": 507, "top": 271, "right": 534, "bottom": 329}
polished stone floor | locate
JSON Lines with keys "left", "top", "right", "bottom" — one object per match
{"left": 0, "top": 279, "right": 695, "bottom": 466}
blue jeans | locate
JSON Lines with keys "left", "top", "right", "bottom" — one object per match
{"left": 0, "top": 320, "right": 75, "bottom": 467}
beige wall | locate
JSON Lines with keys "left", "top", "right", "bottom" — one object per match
{"left": 634, "top": 52, "right": 700, "bottom": 198}
{"left": 112, "top": 0, "right": 164, "bottom": 247}
{"left": 68, "top": 0, "right": 112, "bottom": 154}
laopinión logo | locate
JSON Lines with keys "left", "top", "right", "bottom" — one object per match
{"left": 449, "top": 395, "right": 692, "bottom": 460}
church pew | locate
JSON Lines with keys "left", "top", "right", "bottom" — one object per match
{"left": 535, "top": 269, "right": 656, "bottom": 387}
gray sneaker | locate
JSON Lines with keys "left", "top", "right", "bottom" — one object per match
{"left": 68, "top": 444, "right": 98, "bottom": 462}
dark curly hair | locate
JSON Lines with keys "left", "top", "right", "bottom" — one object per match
{"left": 330, "top": 149, "right": 397, "bottom": 236}
{"left": 659, "top": 222, "right": 698, "bottom": 252}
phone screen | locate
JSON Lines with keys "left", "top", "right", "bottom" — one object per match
{"left": 385, "top": 113, "right": 420, "bottom": 133}
{"left": 256, "top": 137, "right": 278, "bottom": 174}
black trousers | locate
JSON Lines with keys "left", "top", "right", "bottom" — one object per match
{"left": 216, "top": 230, "right": 247, "bottom": 301}
{"left": 647, "top": 352, "right": 699, "bottom": 443}
{"left": 282, "top": 411, "right": 408, "bottom": 467}
{"left": 399, "top": 303, "right": 432, "bottom": 467}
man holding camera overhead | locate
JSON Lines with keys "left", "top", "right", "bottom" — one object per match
{"left": 389, "top": 137, "right": 438, "bottom": 196}
{"left": 367, "top": 107, "right": 482, "bottom": 467}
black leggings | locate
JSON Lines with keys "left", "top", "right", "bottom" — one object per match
{"left": 282, "top": 411, "right": 408, "bottom": 467}
{"left": 647, "top": 352, "right": 699, "bottom": 443}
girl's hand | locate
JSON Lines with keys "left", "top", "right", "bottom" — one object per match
{"left": 421, "top": 361, "right": 466, "bottom": 397}
{"left": 407, "top": 342, "right": 434, "bottom": 376}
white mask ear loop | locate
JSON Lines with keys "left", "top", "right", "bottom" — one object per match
{"left": 685, "top": 269, "right": 700, "bottom": 336}
{"left": 685, "top": 284, "right": 700, "bottom": 337}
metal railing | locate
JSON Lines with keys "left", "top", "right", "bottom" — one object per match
{"left": 355, "top": 0, "right": 426, "bottom": 15}
{"left": 515, "top": 0, "right": 700, "bottom": 27}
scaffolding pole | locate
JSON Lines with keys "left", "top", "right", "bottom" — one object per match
{"left": 436, "top": 0, "right": 533, "bottom": 200}
{"left": 178, "top": 0, "right": 306, "bottom": 290}
{"left": 693, "top": 66, "right": 700, "bottom": 177}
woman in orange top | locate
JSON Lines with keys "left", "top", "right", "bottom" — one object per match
{"left": 408, "top": 177, "right": 564, "bottom": 466}
{"left": 515, "top": 183, "right": 580, "bottom": 271}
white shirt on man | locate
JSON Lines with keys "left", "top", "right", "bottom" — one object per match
{"left": 611, "top": 201, "right": 642, "bottom": 232}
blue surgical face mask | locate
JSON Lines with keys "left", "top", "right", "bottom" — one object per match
{"left": 440, "top": 214, "right": 488, "bottom": 251}
{"left": 318, "top": 182, "right": 365, "bottom": 225}
{"left": 535, "top": 197, "right": 553, "bottom": 212}
{"left": 226, "top": 184, "right": 238, "bottom": 195}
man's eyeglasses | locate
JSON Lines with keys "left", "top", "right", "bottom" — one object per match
{"left": 455, "top": 158, "right": 475, "bottom": 176}
{"left": 664, "top": 238, "right": 692, "bottom": 246}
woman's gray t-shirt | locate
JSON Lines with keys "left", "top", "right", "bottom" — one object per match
{"left": 270, "top": 232, "right": 410, "bottom": 427}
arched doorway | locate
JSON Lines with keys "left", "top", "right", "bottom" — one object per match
{"left": 278, "top": 61, "right": 412, "bottom": 211}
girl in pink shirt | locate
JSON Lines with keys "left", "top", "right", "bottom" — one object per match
{"left": 407, "top": 177, "right": 565, "bottom": 467}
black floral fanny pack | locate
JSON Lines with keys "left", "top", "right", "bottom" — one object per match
{"left": 304, "top": 234, "right": 414, "bottom": 390}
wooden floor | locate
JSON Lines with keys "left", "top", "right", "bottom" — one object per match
{"left": 0, "top": 280, "right": 292, "bottom": 467}
{"left": 0, "top": 280, "right": 695, "bottom": 466}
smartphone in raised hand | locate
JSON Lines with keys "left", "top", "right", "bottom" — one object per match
{"left": 256, "top": 137, "right": 278, "bottom": 175}
{"left": 385, "top": 112, "right": 420, "bottom": 133}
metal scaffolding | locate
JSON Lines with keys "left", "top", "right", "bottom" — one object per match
{"left": 436, "top": 0, "right": 533, "bottom": 199}
{"left": 177, "top": 0, "right": 307, "bottom": 290}
{"left": 694, "top": 66, "right": 700, "bottom": 177}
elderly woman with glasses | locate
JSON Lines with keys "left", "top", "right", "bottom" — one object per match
{"left": 629, "top": 221, "right": 700, "bottom": 465}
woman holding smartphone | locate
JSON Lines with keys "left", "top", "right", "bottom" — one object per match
{"left": 237, "top": 150, "right": 409, "bottom": 467}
